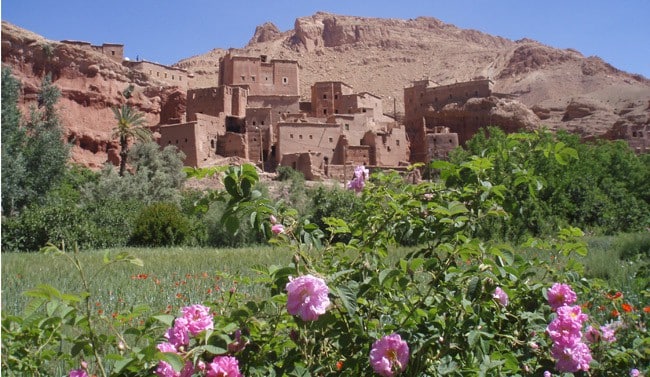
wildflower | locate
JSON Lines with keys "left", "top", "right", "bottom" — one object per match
{"left": 600, "top": 322, "right": 618, "bottom": 343}
{"left": 271, "top": 223, "right": 285, "bottom": 235}
{"left": 347, "top": 165, "right": 370, "bottom": 193}
{"left": 206, "top": 356, "right": 242, "bottom": 377}
{"left": 154, "top": 361, "right": 178, "bottom": 377}
{"left": 546, "top": 305, "right": 587, "bottom": 346}
{"left": 630, "top": 368, "right": 641, "bottom": 377}
{"left": 369, "top": 333, "right": 410, "bottom": 377}
{"left": 227, "top": 329, "right": 249, "bottom": 353}
{"left": 606, "top": 291, "right": 623, "bottom": 300}
{"left": 155, "top": 360, "right": 195, "bottom": 377}
{"left": 493, "top": 287, "right": 509, "bottom": 307}
{"left": 551, "top": 342, "right": 592, "bottom": 372}
{"left": 286, "top": 275, "right": 331, "bottom": 321}
{"left": 270, "top": 214, "right": 277, "bottom": 224}
{"left": 622, "top": 303, "right": 633, "bottom": 312}
{"left": 644, "top": 306, "right": 650, "bottom": 313}
{"left": 547, "top": 283, "right": 577, "bottom": 310}
{"left": 157, "top": 342, "right": 178, "bottom": 353}
{"left": 337, "top": 360, "right": 344, "bottom": 371}
{"left": 543, "top": 371, "right": 552, "bottom": 377}
{"left": 611, "top": 309, "right": 620, "bottom": 317}
{"left": 69, "top": 369, "right": 88, "bottom": 377}
{"left": 584, "top": 325, "right": 601, "bottom": 344}
{"left": 164, "top": 317, "right": 190, "bottom": 348}
{"left": 181, "top": 304, "right": 214, "bottom": 335}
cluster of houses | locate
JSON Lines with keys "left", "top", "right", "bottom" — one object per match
{"left": 75, "top": 41, "right": 650, "bottom": 178}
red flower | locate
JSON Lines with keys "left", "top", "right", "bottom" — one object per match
{"left": 606, "top": 291, "right": 623, "bottom": 300}
{"left": 622, "top": 303, "right": 633, "bottom": 312}
{"left": 336, "top": 360, "right": 344, "bottom": 371}
{"left": 644, "top": 306, "right": 650, "bottom": 314}
{"left": 611, "top": 309, "right": 620, "bottom": 317}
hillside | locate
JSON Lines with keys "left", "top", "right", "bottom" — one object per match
{"left": 177, "top": 12, "right": 650, "bottom": 139}
{"left": 2, "top": 12, "right": 649, "bottom": 168}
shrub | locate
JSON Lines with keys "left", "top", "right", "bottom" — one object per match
{"left": 129, "top": 202, "right": 191, "bottom": 247}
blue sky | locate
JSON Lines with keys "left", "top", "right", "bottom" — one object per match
{"left": 3, "top": 1, "right": 649, "bottom": 77}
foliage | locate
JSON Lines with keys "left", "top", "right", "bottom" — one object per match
{"left": 129, "top": 203, "right": 192, "bottom": 247}
{"left": 2, "top": 142, "right": 186, "bottom": 252}
{"left": 1, "top": 68, "right": 70, "bottom": 215}
{"left": 306, "top": 185, "right": 363, "bottom": 243}
{"left": 3, "top": 135, "right": 649, "bottom": 375}
{"left": 450, "top": 128, "right": 650, "bottom": 240}
{"left": 83, "top": 143, "right": 186, "bottom": 205}
{"left": 111, "top": 101, "right": 151, "bottom": 177}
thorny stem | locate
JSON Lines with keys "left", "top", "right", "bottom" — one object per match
{"left": 70, "top": 245, "right": 108, "bottom": 377}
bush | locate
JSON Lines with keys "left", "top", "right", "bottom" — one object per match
{"left": 129, "top": 202, "right": 191, "bottom": 247}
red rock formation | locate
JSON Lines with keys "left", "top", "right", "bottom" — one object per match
{"left": 1, "top": 21, "right": 187, "bottom": 169}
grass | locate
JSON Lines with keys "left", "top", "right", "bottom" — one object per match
{"left": 1, "top": 246, "right": 295, "bottom": 318}
{"left": 3, "top": 233, "right": 648, "bottom": 319}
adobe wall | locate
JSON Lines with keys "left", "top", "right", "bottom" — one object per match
{"left": 219, "top": 53, "right": 299, "bottom": 96}
{"left": 426, "top": 128, "right": 459, "bottom": 160}
{"left": 158, "top": 122, "right": 200, "bottom": 167}
{"left": 344, "top": 145, "right": 372, "bottom": 166}
{"left": 158, "top": 114, "right": 225, "bottom": 167}
{"left": 123, "top": 61, "right": 190, "bottom": 89}
{"left": 61, "top": 40, "right": 123, "bottom": 63}
{"left": 364, "top": 127, "right": 410, "bottom": 166}
{"left": 404, "top": 79, "right": 493, "bottom": 162}
{"left": 247, "top": 95, "right": 301, "bottom": 132}
{"left": 616, "top": 124, "right": 650, "bottom": 154}
{"left": 311, "top": 82, "right": 354, "bottom": 116}
{"left": 332, "top": 114, "right": 371, "bottom": 146}
{"left": 279, "top": 153, "right": 326, "bottom": 181}
{"left": 217, "top": 132, "right": 247, "bottom": 159}
{"left": 100, "top": 43, "right": 124, "bottom": 63}
{"left": 276, "top": 122, "right": 342, "bottom": 164}
{"left": 186, "top": 86, "right": 247, "bottom": 121}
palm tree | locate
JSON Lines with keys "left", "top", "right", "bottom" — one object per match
{"left": 112, "top": 104, "right": 151, "bottom": 176}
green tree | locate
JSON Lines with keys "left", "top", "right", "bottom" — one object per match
{"left": 1, "top": 69, "right": 69, "bottom": 215}
{"left": 111, "top": 104, "right": 150, "bottom": 176}
{"left": 1, "top": 68, "right": 28, "bottom": 215}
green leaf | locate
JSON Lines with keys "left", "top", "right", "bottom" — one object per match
{"left": 333, "top": 282, "right": 358, "bottom": 315}
{"left": 379, "top": 269, "right": 401, "bottom": 287}
{"left": 195, "top": 345, "right": 227, "bottom": 356}
{"left": 160, "top": 352, "right": 185, "bottom": 372}
{"left": 153, "top": 315, "right": 176, "bottom": 327}
{"left": 112, "top": 357, "right": 135, "bottom": 374}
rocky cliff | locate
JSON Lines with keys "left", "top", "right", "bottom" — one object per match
{"left": 3, "top": 12, "right": 649, "bottom": 169}
{"left": 1, "top": 21, "right": 186, "bottom": 168}
{"left": 178, "top": 12, "right": 649, "bottom": 140}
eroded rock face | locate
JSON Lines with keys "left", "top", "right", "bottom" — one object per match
{"left": 1, "top": 21, "right": 187, "bottom": 169}
{"left": 249, "top": 22, "right": 282, "bottom": 44}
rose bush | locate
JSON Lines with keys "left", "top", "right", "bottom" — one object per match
{"left": 3, "top": 135, "right": 649, "bottom": 376}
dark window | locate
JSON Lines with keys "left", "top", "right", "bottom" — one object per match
{"left": 323, "top": 109, "right": 328, "bottom": 115}
{"left": 323, "top": 94, "right": 327, "bottom": 99}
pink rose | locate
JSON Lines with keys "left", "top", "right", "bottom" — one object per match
{"left": 271, "top": 223, "right": 285, "bottom": 235}
{"left": 206, "top": 356, "right": 242, "bottom": 377}
{"left": 493, "top": 287, "right": 509, "bottom": 306}
{"left": 286, "top": 275, "right": 330, "bottom": 321}
{"left": 369, "top": 333, "right": 410, "bottom": 377}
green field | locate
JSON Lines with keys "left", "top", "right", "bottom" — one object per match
{"left": 1, "top": 246, "right": 295, "bottom": 319}
{"left": 3, "top": 234, "right": 647, "bottom": 319}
